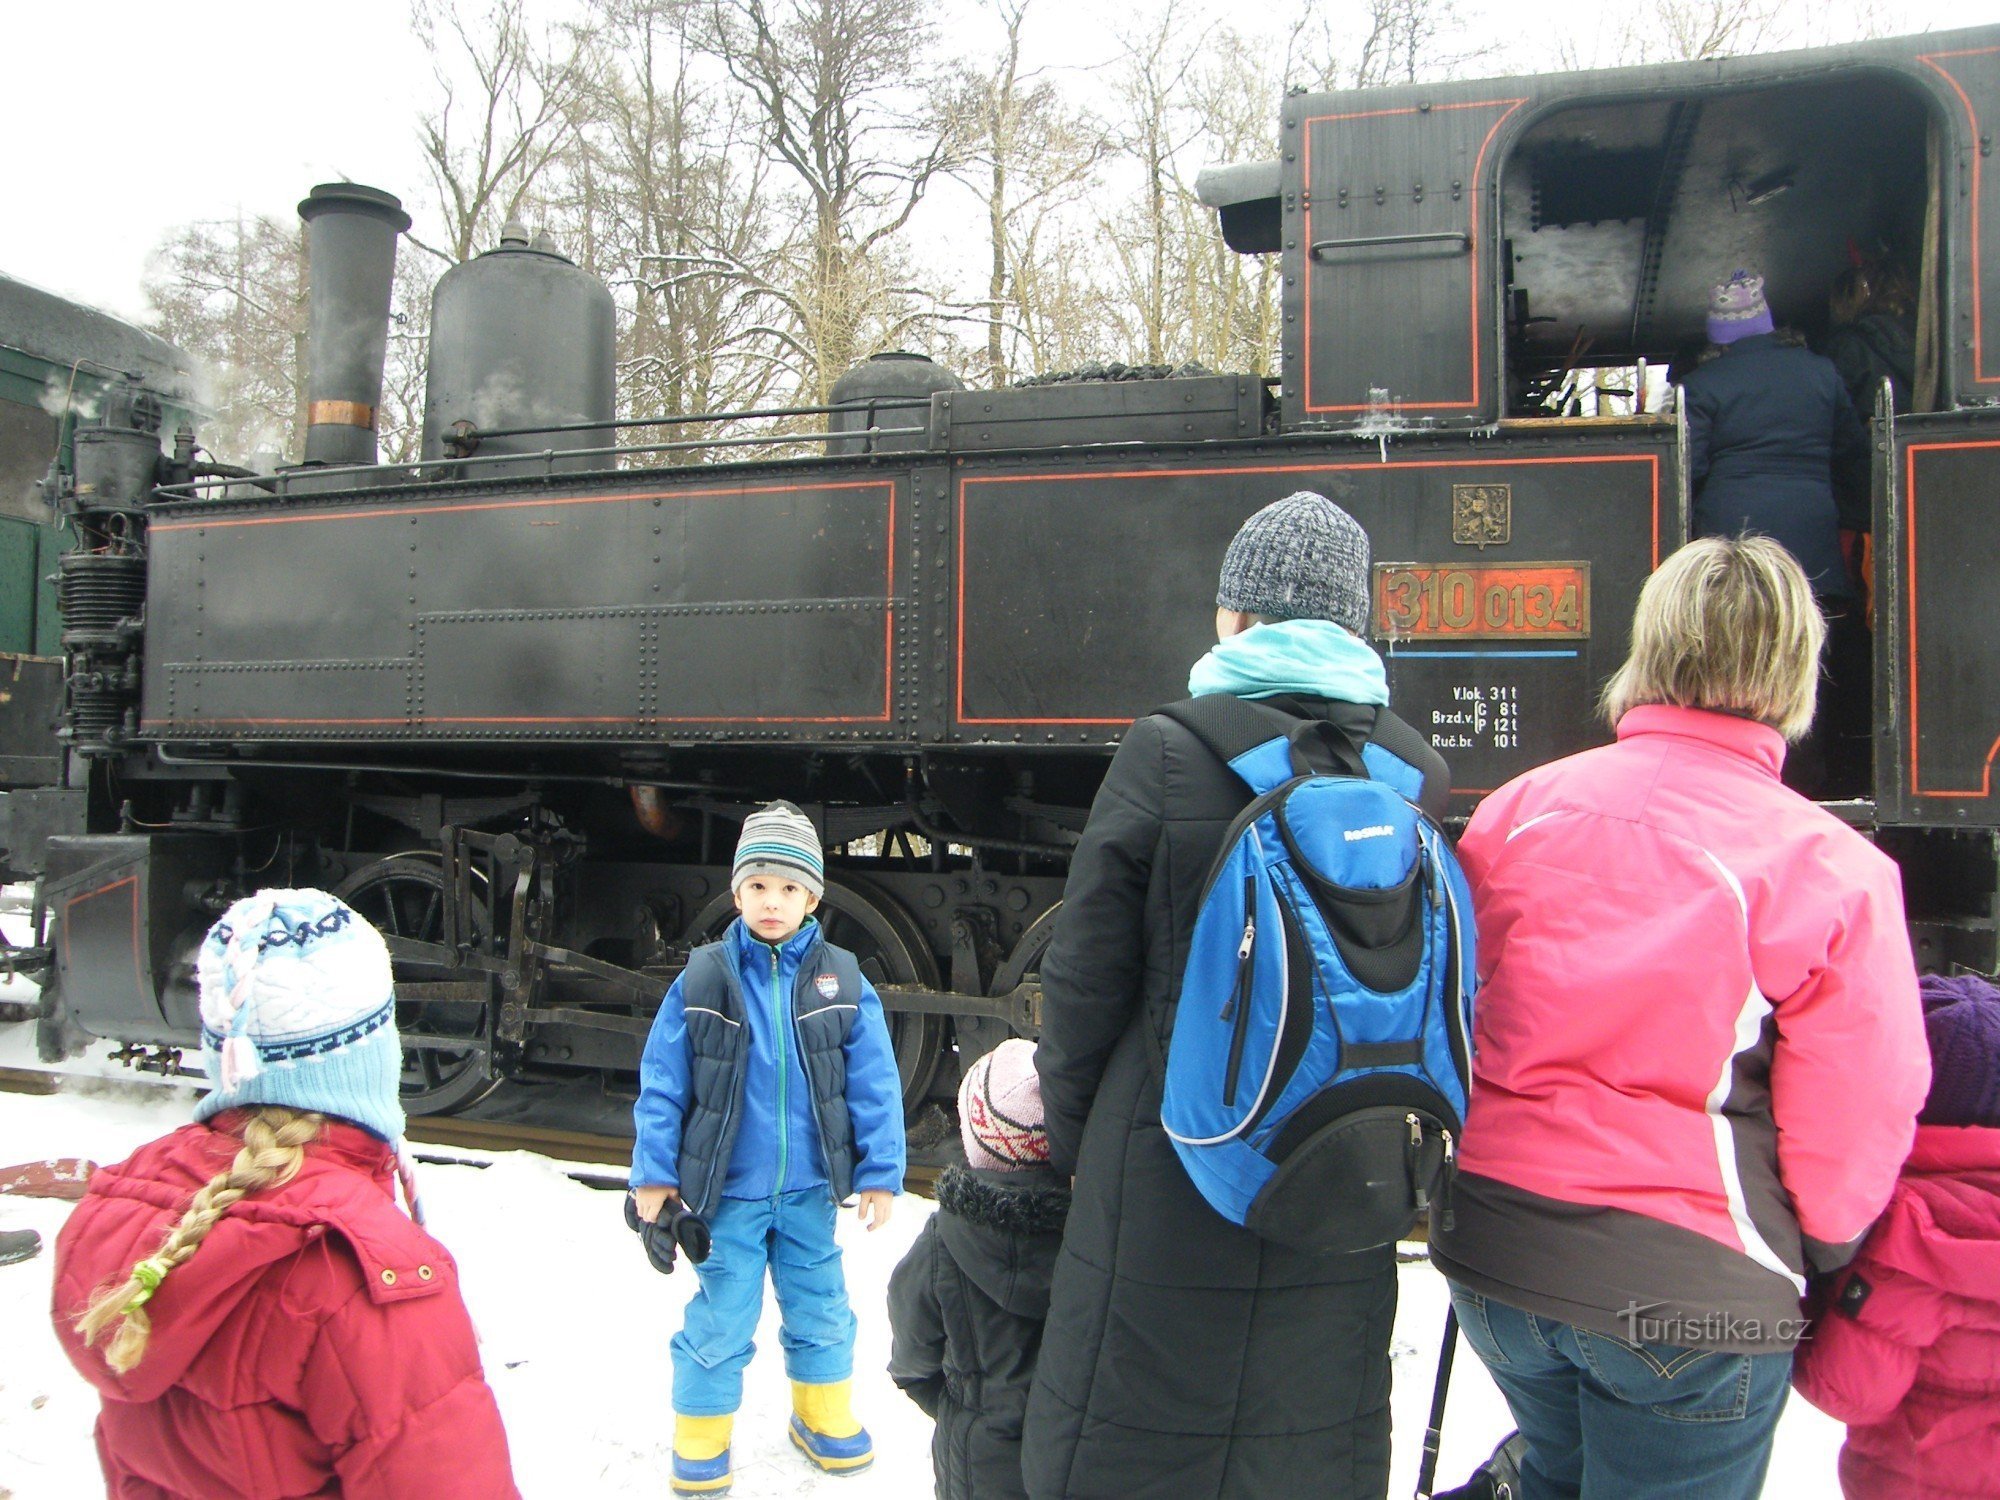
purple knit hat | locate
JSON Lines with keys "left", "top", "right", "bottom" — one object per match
{"left": 958, "top": 1039, "right": 1049, "bottom": 1171}
{"left": 1919, "top": 973, "right": 2000, "bottom": 1128}
{"left": 1708, "top": 270, "right": 1775, "bottom": 344}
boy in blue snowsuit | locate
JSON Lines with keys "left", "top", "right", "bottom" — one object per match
{"left": 631, "top": 801, "right": 907, "bottom": 1494}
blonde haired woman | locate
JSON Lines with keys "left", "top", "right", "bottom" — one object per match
{"left": 53, "top": 889, "right": 518, "bottom": 1498}
{"left": 1429, "top": 538, "right": 1929, "bottom": 1500}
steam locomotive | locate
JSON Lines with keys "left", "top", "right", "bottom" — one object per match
{"left": 8, "top": 23, "right": 2000, "bottom": 1122}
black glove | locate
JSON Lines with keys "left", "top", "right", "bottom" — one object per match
{"left": 624, "top": 1193, "right": 713, "bottom": 1274}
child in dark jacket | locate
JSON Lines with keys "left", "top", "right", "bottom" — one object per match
{"left": 888, "top": 1038, "right": 1070, "bottom": 1500}
{"left": 52, "top": 889, "right": 518, "bottom": 1498}
{"left": 1793, "top": 973, "right": 2000, "bottom": 1498}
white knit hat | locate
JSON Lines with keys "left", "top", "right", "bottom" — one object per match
{"left": 193, "top": 889, "right": 406, "bottom": 1152}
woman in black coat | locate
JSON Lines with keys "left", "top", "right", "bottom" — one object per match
{"left": 1680, "top": 269, "right": 1872, "bottom": 795}
{"left": 1021, "top": 492, "right": 1448, "bottom": 1500}
{"left": 1681, "top": 271, "right": 1869, "bottom": 601}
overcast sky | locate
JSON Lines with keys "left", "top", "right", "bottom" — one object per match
{"left": 9, "top": 0, "right": 1997, "bottom": 324}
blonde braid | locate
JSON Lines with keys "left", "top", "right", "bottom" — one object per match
{"left": 74, "top": 1106, "right": 324, "bottom": 1373}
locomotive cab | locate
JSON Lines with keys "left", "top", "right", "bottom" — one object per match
{"left": 1498, "top": 67, "right": 1937, "bottom": 420}
{"left": 1199, "top": 24, "right": 2000, "bottom": 965}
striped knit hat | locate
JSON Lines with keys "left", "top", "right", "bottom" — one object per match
{"left": 192, "top": 891, "right": 420, "bottom": 1217}
{"left": 731, "top": 801, "right": 825, "bottom": 898}
{"left": 958, "top": 1039, "right": 1049, "bottom": 1171}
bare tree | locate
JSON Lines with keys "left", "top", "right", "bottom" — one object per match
{"left": 379, "top": 252, "right": 434, "bottom": 465}
{"left": 1654, "top": 0, "right": 1784, "bottom": 61}
{"left": 1281, "top": 0, "right": 1491, "bottom": 91}
{"left": 1096, "top": 6, "right": 1207, "bottom": 365}
{"left": 942, "top": 0, "right": 1112, "bottom": 383}
{"left": 706, "top": 0, "right": 966, "bottom": 400}
{"left": 143, "top": 213, "right": 308, "bottom": 462}
{"left": 572, "top": 0, "right": 792, "bottom": 426}
{"left": 1178, "top": 42, "right": 1286, "bottom": 373}
{"left": 411, "top": 0, "right": 590, "bottom": 264}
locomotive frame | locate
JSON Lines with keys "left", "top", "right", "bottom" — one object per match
{"left": 9, "top": 23, "right": 2000, "bottom": 1118}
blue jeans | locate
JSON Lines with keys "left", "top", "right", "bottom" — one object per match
{"left": 1446, "top": 1283, "right": 1792, "bottom": 1500}
{"left": 671, "top": 1186, "right": 856, "bottom": 1415}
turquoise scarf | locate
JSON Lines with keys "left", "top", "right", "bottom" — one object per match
{"left": 1187, "top": 618, "right": 1389, "bottom": 704}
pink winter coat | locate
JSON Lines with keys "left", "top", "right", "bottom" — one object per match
{"left": 1793, "top": 1125, "right": 2000, "bottom": 1499}
{"left": 1431, "top": 706, "right": 1930, "bottom": 1342}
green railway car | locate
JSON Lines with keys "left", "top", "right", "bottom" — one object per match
{"left": 0, "top": 273, "right": 196, "bottom": 792}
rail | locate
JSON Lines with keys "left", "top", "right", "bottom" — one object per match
{"left": 148, "top": 396, "right": 936, "bottom": 503}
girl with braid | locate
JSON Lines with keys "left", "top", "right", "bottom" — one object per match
{"left": 53, "top": 889, "right": 518, "bottom": 1498}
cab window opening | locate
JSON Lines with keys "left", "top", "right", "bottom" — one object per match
{"left": 1498, "top": 70, "right": 1941, "bottom": 421}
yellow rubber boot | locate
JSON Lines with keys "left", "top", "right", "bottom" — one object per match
{"left": 788, "top": 1379, "right": 873, "bottom": 1474}
{"left": 671, "top": 1413, "right": 734, "bottom": 1495}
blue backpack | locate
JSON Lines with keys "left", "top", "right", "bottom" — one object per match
{"left": 1156, "top": 696, "right": 1475, "bottom": 1254}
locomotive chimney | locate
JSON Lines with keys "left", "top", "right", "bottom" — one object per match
{"left": 297, "top": 183, "right": 411, "bottom": 468}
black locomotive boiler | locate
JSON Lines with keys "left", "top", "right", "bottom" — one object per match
{"left": 10, "top": 24, "right": 2000, "bottom": 1123}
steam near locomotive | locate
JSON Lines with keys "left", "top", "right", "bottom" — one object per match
{"left": 6, "top": 22, "right": 2000, "bottom": 1122}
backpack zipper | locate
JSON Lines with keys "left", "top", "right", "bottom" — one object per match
{"left": 1221, "top": 875, "right": 1257, "bottom": 1107}
{"left": 1438, "top": 1127, "right": 1458, "bottom": 1232}
{"left": 1406, "top": 1113, "right": 1430, "bottom": 1213}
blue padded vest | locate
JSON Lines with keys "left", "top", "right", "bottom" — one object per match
{"left": 673, "top": 935, "right": 868, "bottom": 1218}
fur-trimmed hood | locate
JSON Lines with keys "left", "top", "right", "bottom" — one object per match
{"left": 934, "top": 1164, "right": 1069, "bottom": 1320}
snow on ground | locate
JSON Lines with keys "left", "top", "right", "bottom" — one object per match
{"left": 0, "top": 895, "right": 1845, "bottom": 1497}
{"left": 0, "top": 1045, "right": 1849, "bottom": 1498}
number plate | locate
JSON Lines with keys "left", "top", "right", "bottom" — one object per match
{"left": 1374, "top": 562, "right": 1591, "bottom": 640}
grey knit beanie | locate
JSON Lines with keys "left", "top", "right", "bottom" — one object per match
{"left": 1216, "top": 491, "right": 1372, "bottom": 634}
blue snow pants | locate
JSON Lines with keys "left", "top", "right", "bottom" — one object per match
{"left": 671, "top": 1186, "right": 857, "bottom": 1415}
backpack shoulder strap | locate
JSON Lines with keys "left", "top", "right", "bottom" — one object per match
{"left": 1157, "top": 696, "right": 1371, "bottom": 792}
{"left": 1156, "top": 694, "right": 1284, "bottom": 765}
{"left": 1364, "top": 706, "right": 1451, "bottom": 819}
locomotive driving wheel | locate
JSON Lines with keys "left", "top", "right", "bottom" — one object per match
{"left": 686, "top": 877, "right": 949, "bottom": 1114}
{"left": 336, "top": 855, "right": 502, "bottom": 1116}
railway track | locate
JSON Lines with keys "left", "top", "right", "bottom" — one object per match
{"left": 0, "top": 1064, "right": 945, "bottom": 1198}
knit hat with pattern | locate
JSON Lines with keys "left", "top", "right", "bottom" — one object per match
{"left": 1708, "top": 270, "right": 1775, "bottom": 345}
{"left": 1216, "top": 491, "right": 1373, "bottom": 635}
{"left": 958, "top": 1038, "right": 1049, "bottom": 1171}
{"left": 192, "top": 889, "right": 405, "bottom": 1148}
{"left": 1919, "top": 972, "right": 2000, "bottom": 1129}
{"left": 732, "top": 800, "right": 825, "bottom": 898}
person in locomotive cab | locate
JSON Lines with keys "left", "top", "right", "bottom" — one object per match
{"left": 1428, "top": 537, "right": 1929, "bottom": 1500}
{"left": 1023, "top": 492, "right": 1449, "bottom": 1500}
{"left": 50, "top": 889, "right": 520, "bottom": 1499}
{"left": 1822, "top": 258, "right": 1916, "bottom": 419}
{"left": 629, "top": 800, "right": 906, "bottom": 1495}
{"left": 1679, "top": 269, "right": 1873, "bottom": 798}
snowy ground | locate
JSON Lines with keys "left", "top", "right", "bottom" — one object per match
{"left": 0, "top": 903, "right": 1846, "bottom": 1497}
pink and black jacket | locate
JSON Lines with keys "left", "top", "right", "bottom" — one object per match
{"left": 1430, "top": 705, "right": 1930, "bottom": 1351}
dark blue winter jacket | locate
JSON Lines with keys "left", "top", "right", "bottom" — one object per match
{"left": 1682, "top": 333, "right": 1870, "bottom": 600}
{"left": 629, "top": 917, "right": 906, "bottom": 1216}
